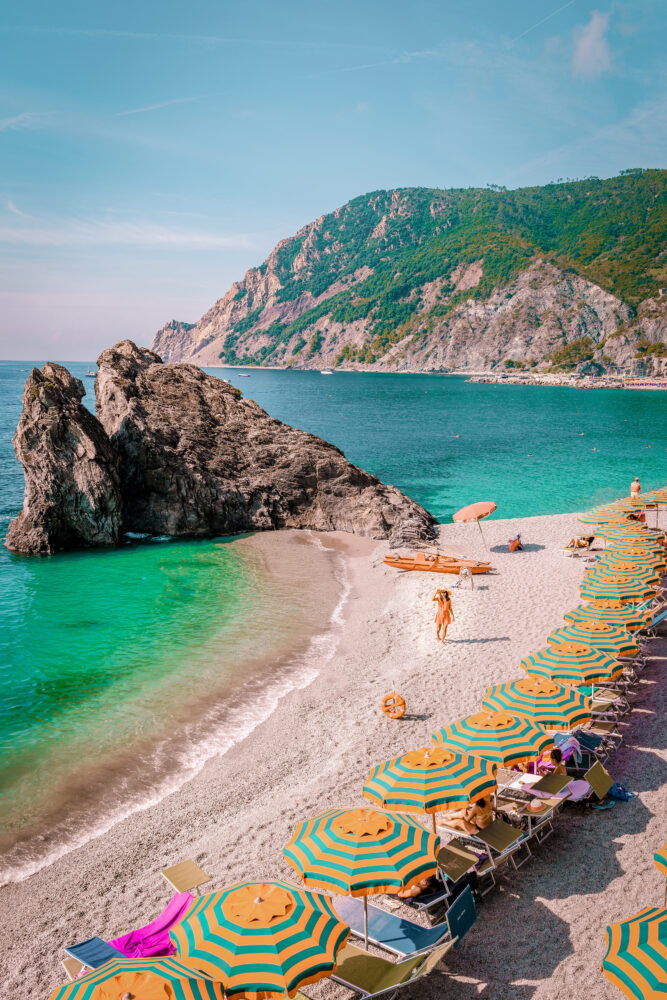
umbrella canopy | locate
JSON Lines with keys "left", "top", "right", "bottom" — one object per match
{"left": 521, "top": 643, "right": 623, "bottom": 685}
{"left": 602, "top": 550, "right": 666, "bottom": 570}
{"left": 170, "top": 880, "right": 349, "bottom": 999}
{"left": 482, "top": 676, "right": 591, "bottom": 731}
{"left": 548, "top": 621, "right": 639, "bottom": 659}
{"left": 608, "top": 539, "right": 667, "bottom": 555}
{"left": 284, "top": 807, "right": 439, "bottom": 896}
{"left": 585, "top": 562, "right": 661, "bottom": 584}
{"left": 598, "top": 525, "right": 665, "bottom": 545}
{"left": 362, "top": 746, "right": 497, "bottom": 822}
{"left": 432, "top": 711, "right": 552, "bottom": 768}
{"left": 580, "top": 575, "right": 657, "bottom": 602}
{"left": 452, "top": 501, "right": 497, "bottom": 547}
{"left": 578, "top": 501, "right": 646, "bottom": 525}
{"left": 564, "top": 602, "right": 652, "bottom": 633}
{"left": 602, "top": 906, "right": 667, "bottom": 999}
{"left": 48, "top": 957, "right": 225, "bottom": 1000}
{"left": 655, "top": 844, "right": 667, "bottom": 878}
{"left": 639, "top": 490, "right": 667, "bottom": 504}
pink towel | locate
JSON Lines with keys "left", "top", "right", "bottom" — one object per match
{"left": 109, "top": 892, "right": 194, "bottom": 958}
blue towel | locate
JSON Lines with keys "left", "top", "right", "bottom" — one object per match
{"left": 65, "top": 937, "right": 125, "bottom": 969}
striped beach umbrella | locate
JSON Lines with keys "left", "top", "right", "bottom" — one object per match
{"left": 655, "top": 845, "right": 667, "bottom": 878}
{"left": 599, "top": 525, "right": 665, "bottom": 545}
{"left": 580, "top": 575, "right": 657, "bottom": 602}
{"left": 585, "top": 562, "right": 661, "bottom": 585}
{"left": 579, "top": 501, "right": 646, "bottom": 525}
{"left": 362, "top": 746, "right": 497, "bottom": 828}
{"left": 548, "top": 621, "right": 639, "bottom": 659}
{"left": 521, "top": 643, "right": 623, "bottom": 685}
{"left": 432, "top": 711, "right": 552, "bottom": 768}
{"left": 602, "top": 550, "right": 666, "bottom": 571}
{"left": 170, "top": 880, "right": 349, "bottom": 999}
{"left": 482, "top": 676, "right": 591, "bottom": 731}
{"left": 284, "top": 807, "right": 439, "bottom": 896}
{"left": 48, "top": 957, "right": 225, "bottom": 1000}
{"left": 564, "top": 602, "right": 652, "bottom": 633}
{"left": 609, "top": 538, "right": 667, "bottom": 553}
{"left": 602, "top": 906, "right": 667, "bottom": 999}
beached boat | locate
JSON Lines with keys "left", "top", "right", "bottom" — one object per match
{"left": 321, "top": 369, "right": 333, "bottom": 375}
{"left": 383, "top": 550, "right": 492, "bottom": 574}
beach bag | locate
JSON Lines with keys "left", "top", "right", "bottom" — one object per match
{"left": 607, "top": 782, "right": 636, "bottom": 801}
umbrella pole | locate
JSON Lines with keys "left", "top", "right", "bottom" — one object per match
{"left": 364, "top": 896, "right": 368, "bottom": 950}
{"left": 477, "top": 519, "right": 487, "bottom": 549}
{"left": 432, "top": 813, "right": 437, "bottom": 834}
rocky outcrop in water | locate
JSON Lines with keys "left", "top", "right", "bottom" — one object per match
{"left": 6, "top": 342, "right": 437, "bottom": 553}
{"left": 94, "top": 340, "right": 436, "bottom": 544}
{"left": 5, "top": 364, "right": 122, "bottom": 554}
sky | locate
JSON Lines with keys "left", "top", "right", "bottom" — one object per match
{"left": 0, "top": 0, "right": 666, "bottom": 360}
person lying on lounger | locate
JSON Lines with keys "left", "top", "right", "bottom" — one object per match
{"left": 445, "top": 796, "right": 494, "bottom": 834}
{"left": 396, "top": 876, "right": 434, "bottom": 899}
{"left": 538, "top": 747, "right": 567, "bottom": 775}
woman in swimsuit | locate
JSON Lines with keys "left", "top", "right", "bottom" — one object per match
{"left": 538, "top": 747, "right": 567, "bottom": 776}
{"left": 432, "top": 588, "right": 454, "bottom": 642}
{"left": 446, "top": 796, "right": 493, "bottom": 835}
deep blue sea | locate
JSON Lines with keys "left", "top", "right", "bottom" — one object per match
{"left": 1, "top": 360, "right": 665, "bottom": 882}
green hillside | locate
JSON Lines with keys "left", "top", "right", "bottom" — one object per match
{"left": 217, "top": 170, "right": 667, "bottom": 366}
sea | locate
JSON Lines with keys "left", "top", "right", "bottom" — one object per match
{"left": 1, "top": 360, "right": 665, "bottom": 884}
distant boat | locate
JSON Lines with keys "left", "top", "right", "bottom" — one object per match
{"left": 84, "top": 369, "right": 96, "bottom": 377}
{"left": 237, "top": 373, "right": 250, "bottom": 377}
{"left": 321, "top": 369, "right": 333, "bottom": 375}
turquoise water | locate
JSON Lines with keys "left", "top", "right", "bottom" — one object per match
{"left": 1, "top": 360, "right": 666, "bottom": 881}
{"left": 209, "top": 369, "right": 667, "bottom": 521}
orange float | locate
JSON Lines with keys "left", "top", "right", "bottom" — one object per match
{"left": 381, "top": 692, "right": 406, "bottom": 720}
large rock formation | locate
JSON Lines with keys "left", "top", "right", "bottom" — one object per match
{"left": 94, "top": 340, "right": 436, "bottom": 544}
{"left": 5, "top": 364, "right": 122, "bottom": 554}
{"left": 5, "top": 342, "right": 437, "bottom": 553}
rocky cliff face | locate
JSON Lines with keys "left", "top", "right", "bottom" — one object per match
{"left": 152, "top": 174, "right": 667, "bottom": 375}
{"left": 5, "top": 364, "right": 122, "bottom": 554}
{"left": 5, "top": 342, "right": 437, "bottom": 554}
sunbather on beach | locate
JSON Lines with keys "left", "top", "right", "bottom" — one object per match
{"left": 396, "top": 876, "right": 433, "bottom": 899}
{"left": 538, "top": 748, "right": 567, "bottom": 775}
{"left": 446, "top": 796, "right": 493, "bottom": 834}
{"left": 433, "top": 588, "right": 454, "bottom": 642}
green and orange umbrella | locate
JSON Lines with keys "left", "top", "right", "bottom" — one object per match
{"left": 655, "top": 845, "right": 667, "bottom": 879}
{"left": 48, "top": 957, "right": 225, "bottom": 1000}
{"left": 170, "top": 880, "right": 349, "bottom": 999}
{"left": 580, "top": 574, "right": 657, "bottom": 602}
{"left": 362, "top": 745, "right": 497, "bottom": 830}
{"left": 578, "top": 500, "right": 646, "bottom": 525}
{"left": 548, "top": 620, "right": 639, "bottom": 659}
{"left": 284, "top": 807, "right": 439, "bottom": 896}
{"left": 564, "top": 602, "right": 652, "bottom": 633}
{"left": 601, "top": 550, "right": 666, "bottom": 571}
{"left": 521, "top": 642, "right": 623, "bottom": 686}
{"left": 481, "top": 675, "right": 591, "bottom": 731}
{"left": 586, "top": 562, "right": 661, "bottom": 585}
{"left": 284, "top": 807, "right": 438, "bottom": 948}
{"left": 598, "top": 525, "right": 665, "bottom": 546}
{"left": 432, "top": 710, "right": 552, "bottom": 768}
{"left": 602, "top": 906, "right": 667, "bottom": 999}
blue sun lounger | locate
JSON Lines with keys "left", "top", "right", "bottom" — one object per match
{"left": 334, "top": 886, "right": 476, "bottom": 959}
{"left": 64, "top": 936, "right": 125, "bottom": 971}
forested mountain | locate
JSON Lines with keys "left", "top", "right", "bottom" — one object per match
{"left": 152, "top": 170, "right": 667, "bottom": 374}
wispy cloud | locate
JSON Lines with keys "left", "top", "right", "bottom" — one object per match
{"left": 0, "top": 111, "right": 52, "bottom": 132}
{"left": 308, "top": 48, "right": 443, "bottom": 77}
{"left": 507, "top": 0, "right": 579, "bottom": 46}
{"left": 572, "top": 10, "right": 612, "bottom": 79}
{"left": 114, "top": 95, "right": 207, "bottom": 117}
{"left": 0, "top": 217, "right": 258, "bottom": 250}
{"left": 7, "top": 199, "right": 36, "bottom": 220}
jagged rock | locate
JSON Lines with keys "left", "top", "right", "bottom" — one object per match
{"left": 5, "top": 364, "right": 122, "bottom": 554}
{"left": 95, "top": 340, "right": 437, "bottom": 546}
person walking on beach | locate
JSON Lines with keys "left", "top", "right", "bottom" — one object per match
{"left": 433, "top": 588, "right": 454, "bottom": 642}
{"left": 630, "top": 476, "right": 641, "bottom": 497}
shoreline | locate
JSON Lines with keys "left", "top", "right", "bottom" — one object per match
{"left": 1, "top": 512, "right": 665, "bottom": 999}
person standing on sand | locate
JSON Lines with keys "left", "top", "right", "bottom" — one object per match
{"left": 433, "top": 588, "right": 454, "bottom": 642}
{"left": 631, "top": 477, "right": 641, "bottom": 497}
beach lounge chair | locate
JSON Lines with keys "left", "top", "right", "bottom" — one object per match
{"left": 440, "top": 816, "right": 532, "bottom": 871}
{"left": 64, "top": 936, "right": 125, "bottom": 971}
{"left": 333, "top": 888, "right": 476, "bottom": 958}
{"left": 330, "top": 938, "right": 455, "bottom": 999}
{"left": 160, "top": 859, "right": 211, "bottom": 896}
{"left": 61, "top": 957, "right": 85, "bottom": 981}
{"left": 109, "top": 891, "right": 194, "bottom": 957}
{"left": 584, "top": 760, "right": 614, "bottom": 801}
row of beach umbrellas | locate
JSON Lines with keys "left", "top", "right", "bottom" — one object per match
{"left": 49, "top": 491, "right": 667, "bottom": 1000}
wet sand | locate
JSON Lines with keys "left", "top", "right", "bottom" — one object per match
{"left": 0, "top": 513, "right": 664, "bottom": 999}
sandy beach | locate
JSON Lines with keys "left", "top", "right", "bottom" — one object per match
{"left": 1, "top": 511, "right": 665, "bottom": 1000}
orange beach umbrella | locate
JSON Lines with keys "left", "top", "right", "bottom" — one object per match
{"left": 453, "top": 501, "right": 497, "bottom": 547}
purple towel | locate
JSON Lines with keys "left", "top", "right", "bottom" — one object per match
{"left": 109, "top": 892, "right": 194, "bottom": 958}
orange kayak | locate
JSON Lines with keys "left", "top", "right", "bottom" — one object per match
{"left": 384, "top": 551, "right": 492, "bottom": 574}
